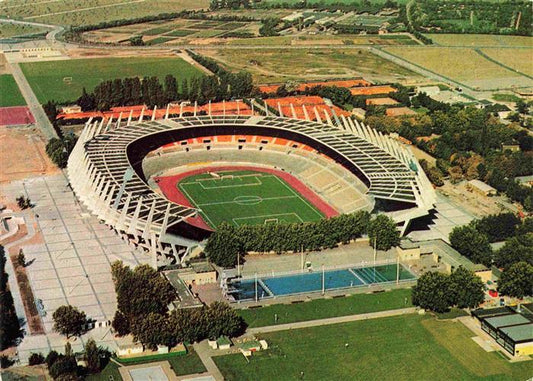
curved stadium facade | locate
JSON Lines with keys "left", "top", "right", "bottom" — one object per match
{"left": 67, "top": 113, "right": 436, "bottom": 265}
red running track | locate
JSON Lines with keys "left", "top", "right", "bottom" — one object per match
{"left": 154, "top": 166, "right": 339, "bottom": 230}
{"left": 0, "top": 106, "right": 35, "bottom": 126}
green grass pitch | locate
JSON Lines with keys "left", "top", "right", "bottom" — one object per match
{"left": 178, "top": 170, "right": 324, "bottom": 229}
{"left": 0, "top": 74, "right": 26, "bottom": 107}
{"left": 20, "top": 57, "right": 203, "bottom": 104}
{"left": 214, "top": 314, "right": 533, "bottom": 381}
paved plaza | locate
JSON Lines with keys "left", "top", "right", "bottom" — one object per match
{"left": 1, "top": 173, "right": 150, "bottom": 362}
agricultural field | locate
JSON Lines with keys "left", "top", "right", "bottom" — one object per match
{"left": 20, "top": 56, "right": 202, "bottom": 104}
{"left": 176, "top": 170, "right": 325, "bottom": 229}
{"left": 214, "top": 314, "right": 533, "bottom": 381}
{"left": 0, "top": 0, "right": 209, "bottom": 27}
{"left": 427, "top": 34, "right": 533, "bottom": 47}
{"left": 384, "top": 46, "right": 533, "bottom": 90}
{"left": 83, "top": 18, "right": 260, "bottom": 45}
{"left": 480, "top": 48, "right": 533, "bottom": 78}
{"left": 0, "top": 74, "right": 26, "bottom": 107}
{"left": 0, "top": 23, "right": 49, "bottom": 38}
{"left": 201, "top": 48, "right": 423, "bottom": 84}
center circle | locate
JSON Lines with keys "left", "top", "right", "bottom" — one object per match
{"left": 234, "top": 195, "right": 262, "bottom": 205}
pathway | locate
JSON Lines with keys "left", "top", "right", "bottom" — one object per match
{"left": 193, "top": 341, "right": 224, "bottom": 381}
{"left": 7, "top": 62, "right": 57, "bottom": 139}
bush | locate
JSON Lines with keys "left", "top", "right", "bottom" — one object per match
{"left": 28, "top": 352, "right": 45, "bottom": 365}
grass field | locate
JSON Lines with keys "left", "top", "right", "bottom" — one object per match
{"left": 201, "top": 48, "right": 422, "bottom": 84}
{"left": 178, "top": 170, "right": 324, "bottom": 229}
{"left": 238, "top": 288, "right": 412, "bottom": 328}
{"left": 481, "top": 48, "right": 533, "bottom": 77}
{"left": 384, "top": 46, "right": 532, "bottom": 90}
{"left": 20, "top": 56, "right": 202, "bottom": 104}
{"left": 492, "top": 93, "right": 522, "bottom": 103}
{"left": 0, "top": 74, "right": 26, "bottom": 107}
{"left": 0, "top": 23, "right": 49, "bottom": 38}
{"left": 426, "top": 34, "right": 533, "bottom": 47}
{"left": 214, "top": 314, "right": 533, "bottom": 381}
{"left": 0, "top": 0, "right": 209, "bottom": 27}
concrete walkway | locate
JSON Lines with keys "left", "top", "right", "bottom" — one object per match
{"left": 193, "top": 341, "right": 224, "bottom": 381}
{"left": 246, "top": 307, "right": 417, "bottom": 335}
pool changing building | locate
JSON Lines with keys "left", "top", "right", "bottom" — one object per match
{"left": 472, "top": 307, "right": 533, "bottom": 356}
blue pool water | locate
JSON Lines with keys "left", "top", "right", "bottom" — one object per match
{"left": 228, "top": 264, "right": 415, "bottom": 301}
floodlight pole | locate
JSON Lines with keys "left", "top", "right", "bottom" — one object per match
{"left": 321, "top": 265, "right": 325, "bottom": 295}
{"left": 396, "top": 252, "right": 400, "bottom": 285}
{"left": 255, "top": 273, "right": 258, "bottom": 302}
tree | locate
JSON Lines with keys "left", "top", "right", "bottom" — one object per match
{"left": 28, "top": 352, "right": 45, "bottom": 365}
{"left": 17, "top": 249, "right": 25, "bottom": 267}
{"left": 471, "top": 213, "right": 520, "bottom": 242}
{"left": 204, "top": 223, "right": 241, "bottom": 268}
{"left": 52, "top": 305, "right": 87, "bottom": 338}
{"left": 367, "top": 215, "right": 400, "bottom": 251}
{"left": 130, "top": 312, "right": 173, "bottom": 350}
{"left": 164, "top": 74, "right": 178, "bottom": 103}
{"left": 494, "top": 235, "right": 533, "bottom": 270}
{"left": 205, "top": 301, "right": 245, "bottom": 340}
{"left": 85, "top": 338, "right": 100, "bottom": 373}
{"left": 16, "top": 195, "right": 31, "bottom": 209}
{"left": 449, "top": 267, "right": 484, "bottom": 309}
{"left": 43, "top": 101, "right": 58, "bottom": 122}
{"left": 498, "top": 262, "right": 533, "bottom": 298}
{"left": 0, "top": 247, "right": 22, "bottom": 350}
{"left": 412, "top": 272, "right": 453, "bottom": 313}
{"left": 449, "top": 225, "right": 492, "bottom": 266}
{"left": 112, "top": 310, "right": 130, "bottom": 336}
{"left": 48, "top": 355, "right": 77, "bottom": 380}
{"left": 77, "top": 87, "right": 96, "bottom": 111}
{"left": 259, "top": 18, "right": 279, "bottom": 36}
{"left": 129, "top": 35, "right": 144, "bottom": 46}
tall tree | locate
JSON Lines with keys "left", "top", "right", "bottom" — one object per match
{"left": 52, "top": 305, "right": 87, "bottom": 338}
{"left": 498, "top": 262, "right": 533, "bottom": 298}
{"left": 367, "top": 215, "right": 400, "bottom": 251}
{"left": 164, "top": 74, "right": 178, "bottom": 103}
{"left": 0, "top": 246, "right": 22, "bottom": 350}
{"left": 449, "top": 225, "right": 492, "bottom": 266}
{"left": 85, "top": 338, "right": 101, "bottom": 373}
{"left": 412, "top": 272, "right": 453, "bottom": 313}
{"left": 449, "top": 267, "right": 485, "bottom": 309}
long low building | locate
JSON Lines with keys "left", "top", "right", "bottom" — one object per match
{"left": 67, "top": 111, "right": 436, "bottom": 265}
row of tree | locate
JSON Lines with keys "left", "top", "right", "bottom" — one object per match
{"left": 0, "top": 246, "right": 23, "bottom": 351}
{"left": 110, "top": 262, "right": 244, "bottom": 349}
{"left": 45, "top": 135, "right": 78, "bottom": 169}
{"left": 205, "top": 212, "right": 401, "bottom": 267}
{"left": 411, "top": 267, "right": 484, "bottom": 313}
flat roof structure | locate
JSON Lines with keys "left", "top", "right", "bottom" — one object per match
{"left": 485, "top": 314, "right": 531, "bottom": 329}
{"left": 499, "top": 323, "right": 533, "bottom": 343}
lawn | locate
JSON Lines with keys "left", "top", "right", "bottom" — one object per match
{"left": 492, "top": 93, "right": 522, "bottom": 103}
{"left": 178, "top": 170, "right": 324, "bottom": 229}
{"left": 214, "top": 314, "right": 533, "bottom": 381}
{"left": 238, "top": 288, "right": 412, "bottom": 328}
{"left": 481, "top": 48, "right": 533, "bottom": 77}
{"left": 0, "top": 23, "right": 49, "bottom": 38}
{"left": 426, "top": 33, "right": 533, "bottom": 47}
{"left": 0, "top": 74, "right": 26, "bottom": 107}
{"left": 86, "top": 361, "right": 122, "bottom": 381}
{"left": 384, "top": 46, "right": 531, "bottom": 90}
{"left": 201, "top": 48, "right": 422, "bottom": 84}
{"left": 20, "top": 56, "right": 203, "bottom": 104}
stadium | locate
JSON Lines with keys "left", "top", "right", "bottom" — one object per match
{"left": 67, "top": 109, "right": 436, "bottom": 266}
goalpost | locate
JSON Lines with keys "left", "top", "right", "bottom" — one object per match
{"left": 264, "top": 218, "right": 279, "bottom": 224}
{"left": 63, "top": 76, "right": 73, "bottom": 85}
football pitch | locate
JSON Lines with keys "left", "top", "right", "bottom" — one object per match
{"left": 177, "top": 170, "right": 324, "bottom": 229}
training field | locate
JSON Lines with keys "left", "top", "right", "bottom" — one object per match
{"left": 176, "top": 170, "right": 327, "bottom": 229}
{"left": 201, "top": 48, "right": 423, "bottom": 84}
{"left": 384, "top": 46, "right": 533, "bottom": 90}
{"left": 20, "top": 57, "right": 202, "bottom": 104}
{"left": 0, "top": 74, "right": 25, "bottom": 107}
{"left": 214, "top": 314, "right": 532, "bottom": 381}
{"left": 427, "top": 34, "right": 533, "bottom": 47}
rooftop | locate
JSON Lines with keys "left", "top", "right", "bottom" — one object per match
{"left": 485, "top": 314, "right": 531, "bottom": 329}
{"left": 468, "top": 179, "right": 496, "bottom": 193}
{"left": 499, "top": 323, "right": 533, "bottom": 342}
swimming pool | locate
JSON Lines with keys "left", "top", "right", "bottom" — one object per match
{"left": 228, "top": 264, "right": 416, "bottom": 301}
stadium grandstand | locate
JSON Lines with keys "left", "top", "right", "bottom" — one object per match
{"left": 67, "top": 103, "right": 435, "bottom": 266}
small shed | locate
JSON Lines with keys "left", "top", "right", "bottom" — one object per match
{"left": 157, "top": 345, "right": 169, "bottom": 354}
{"left": 117, "top": 343, "right": 143, "bottom": 358}
{"left": 396, "top": 240, "right": 421, "bottom": 261}
{"left": 217, "top": 336, "right": 232, "bottom": 350}
{"left": 467, "top": 180, "right": 497, "bottom": 196}
{"left": 208, "top": 340, "right": 218, "bottom": 350}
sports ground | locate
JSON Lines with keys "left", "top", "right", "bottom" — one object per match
{"left": 214, "top": 314, "right": 533, "bottom": 381}
{"left": 20, "top": 56, "right": 203, "bottom": 103}
{"left": 157, "top": 168, "right": 337, "bottom": 229}
{"left": 0, "top": 74, "right": 26, "bottom": 107}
